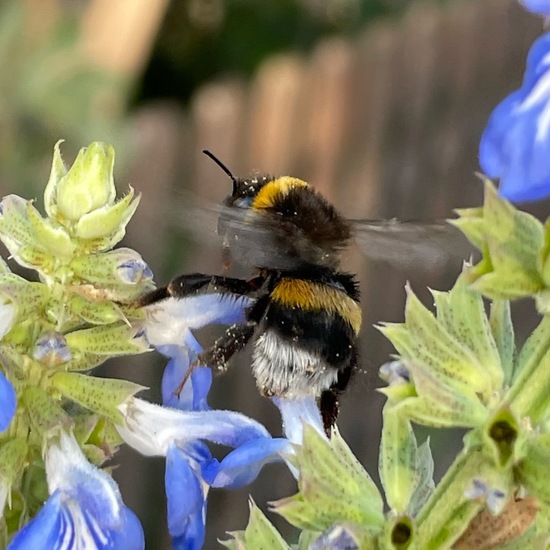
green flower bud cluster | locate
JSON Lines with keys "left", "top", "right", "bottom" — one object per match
{"left": 453, "top": 178, "right": 550, "bottom": 312}
{"left": 0, "top": 142, "right": 152, "bottom": 533}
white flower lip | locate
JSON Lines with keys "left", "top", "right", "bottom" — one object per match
{"left": 144, "top": 293, "right": 251, "bottom": 348}
{"left": 45, "top": 431, "right": 122, "bottom": 520}
{"left": 117, "top": 397, "right": 270, "bottom": 457}
{"left": 273, "top": 395, "right": 325, "bottom": 445}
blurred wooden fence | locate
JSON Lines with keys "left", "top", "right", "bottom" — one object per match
{"left": 89, "top": 0, "right": 544, "bottom": 547}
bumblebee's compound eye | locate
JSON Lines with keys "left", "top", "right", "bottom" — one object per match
{"left": 233, "top": 196, "right": 254, "bottom": 209}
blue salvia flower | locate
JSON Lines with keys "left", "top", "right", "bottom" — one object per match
{"left": 479, "top": 32, "right": 550, "bottom": 201}
{"left": 8, "top": 431, "right": 144, "bottom": 550}
{"left": 0, "top": 301, "right": 16, "bottom": 432}
{"left": 140, "top": 293, "right": 291, "bottom": 549}
{"left": 0, "top": 371, "right": 16, "bottom": 433}
{"left": 520, "top": 0, "right": 550, "bottom": 16}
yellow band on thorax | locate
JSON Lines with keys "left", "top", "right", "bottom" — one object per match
{"left": 252, "top": 177, "right": 309, "bottom": 209}
{"left": 271, "top": 278, "right": 362, "bottom": 334}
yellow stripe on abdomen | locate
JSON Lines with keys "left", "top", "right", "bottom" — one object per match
{"left": 271, "top": 278, "right": 362, "bottom": 334}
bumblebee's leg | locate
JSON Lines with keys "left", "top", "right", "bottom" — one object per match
{"left": 173, "top": 322, "right": 257, "bottom": 397}
{"left": 137, "top": 273, "right": 264, "bottom": 306}
{"left": 319, "top": 359, "right": 355, "bottom": 436}
{"left": 198, "top": 322, "right": 257, "bottom": 372}
{"left": 168, "top": 274, "right": 264, "bottom": 298}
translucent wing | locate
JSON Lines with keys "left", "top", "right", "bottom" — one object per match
{"left": 149, "top": 191, "right": 472, "bottom": 271}
{"left": 351, "top": 219, "right": 473, "bottom": 271}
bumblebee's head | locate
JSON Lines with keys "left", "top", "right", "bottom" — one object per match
{"left": 202, "top": 150, "right": 344, "bottom": 272}
{"left": 202, "top": 150, "right": 273, "bottom": 209}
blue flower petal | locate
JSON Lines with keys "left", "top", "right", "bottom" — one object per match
{"left": 0, "top": 371, "right": 16, "bottom": 432}
{"left": 520, "top": 0, "right": 550, "bottom": 16}
{"left": 161, "top": 333, "right": 212, "bottom": 411}
{"left": 273, "top": 395, "right": 325, "bottom": 444}
{"left": 8, "top": 490, "right": 144, "bottom": 550}
{"left": 8, "top": 491, "right": 65, "bottom": 549}
{"left": 166, "top": 445, "right": 206, "bottom": 550}
{"left": 111, "top": 507, "right": 145, "bottom": 550}
{"left": 479, "top": 32, "right": 550, "bottom": 202}
{"left": 202, "top": 437, "right": 291, "bottom": 489}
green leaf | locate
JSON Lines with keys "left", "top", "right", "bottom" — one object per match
{"left": 440, "top": 271, "right": 503, "bottom": 389}
{"left": 273, "top": 426, "right": 383, "bottom": 532}
{"left": 510, "top": 344, "right": 550, "bottom": 423}
{"left": 0, "top": 439, "right": 28, "bottom": 486}
{"left": 402, "top": 286, "right": 491, "bottom": 397}
{"left": 489, "top": 300, "right": 514, "bottom": 386}
{"left": 221, "top": 500, "right": 289, "bottom": 550}
{"left": 22, "top": 387, "right": 72, "bottom": 435}
{"left": 379, "top": 406, "right": 418, "bottom": 513}
{"left": 517, "top": 432, "right": 550, "bottom": 506}
{"left": 408, "top": 439, "right": 435, "bottom": 517}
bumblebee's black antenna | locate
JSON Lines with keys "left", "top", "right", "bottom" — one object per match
{"left": 202, "top": 150, "right": 238, "bottom": 194}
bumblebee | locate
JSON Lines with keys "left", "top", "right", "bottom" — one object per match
{"left": 140, "top": 151, "right": 362, "bottom": 432}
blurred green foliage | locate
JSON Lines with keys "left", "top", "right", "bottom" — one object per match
{"left": 137, "top": 0, "right": 400, "bottom": 105}
{"left": 0, "top": 3, "right": 126, "bottom": 196}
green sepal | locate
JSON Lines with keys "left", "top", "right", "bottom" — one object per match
{"left": 378, "top": 381, "right": 416, "bottom": 402}
{"left": 58, "top": 351, "right": 107, "bottom": 372}
{"left": 408, "top": 439, "right": 435, "bottom": 517}
{"left": 55, "top": 142, "right": 116, "bottom": 222}
{"left": 70, "top": 248, "right": 151, "bottom": 286}
{"left": 456, "top": 180, "right": 544, "bottom": 300}
{"left": 432, "top": 270, "right": 503, "bottom": 391}
{"left": 25, "top": 202, "right": 74, "bottom": 259}
{"left": 64, "top": 322, "right": 148, "bottom": 355}
{"left": 0, "top": 280, "right": 49, "bottom": 327}
{"left": 510, "top": 345, "right": 550, "bottom": 424}
{"left": 0, "top": 257, "right": 11, "bottom": 275}
{"left": 471, "top": 270, "right": 541, "bottom": 300}
{"left": 513, "top": 314, "right": 550, "bottom": 383}
{"left": 450, "top": 207, "right": 485, "bottom": 249}
{"left": 516, "top": 433, "right": 550, "bottom": 505}
{"left": 482, "top": 406, "right": 520, "bottom": 469}
{"left": 88, "top": 417, "right": 123, "bottom": 456}
{"left": 0, "top": 195, "right": 43, "bottom": 269}
{"left": 396, "top": 360, "right": 489, "bottom": 428}
{"left": 382, "top": 284, "right": 492, "bottom": 399}
{"left": 535, "top": 289, "right": 550, "bottom": 314}
{"left": 67, "top": 294, "right": 125, "bottom": 325}
{"left": 0, "top": 439, "right": 28, "bottom": 489}
{"left": 415, "top": 451, "right": 497, "bottom": 549}
{"left": 293, "top": 530, "right": 320, "bottom": 549}
{"left": 220, "top": 500, "right": 290, "bottom": 550}
{"left": 72, "top": 413, "right": 102, "bottom": 447}
{"left": 22, "top": 387, "right": 72, "bottom": 435}
{"left": 273, "top": 425, "right": 384, "bottom": 532}
{"left": 379, "top": 406, "right": 418, "bottom": 514}
{"left": 43, "top": 140, "right": 68, "bottom": 220}
{"left": 381, "top": 515, "right": 414, "bottom": 550}
{"left": 51, "top": 372, "right": 145, "bottom": 424}
{"left": 538, "top": 218, "right": 550, "bottom": 287}
{"left": 74, "top": 189, "right": 139, "bottom": 241}
{"left": 489, "top": 300, "right": 514, "bottom": 386}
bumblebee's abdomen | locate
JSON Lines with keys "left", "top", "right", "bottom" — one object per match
{"left": 251, "top": 276, "right": 361, "bottom": 398}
